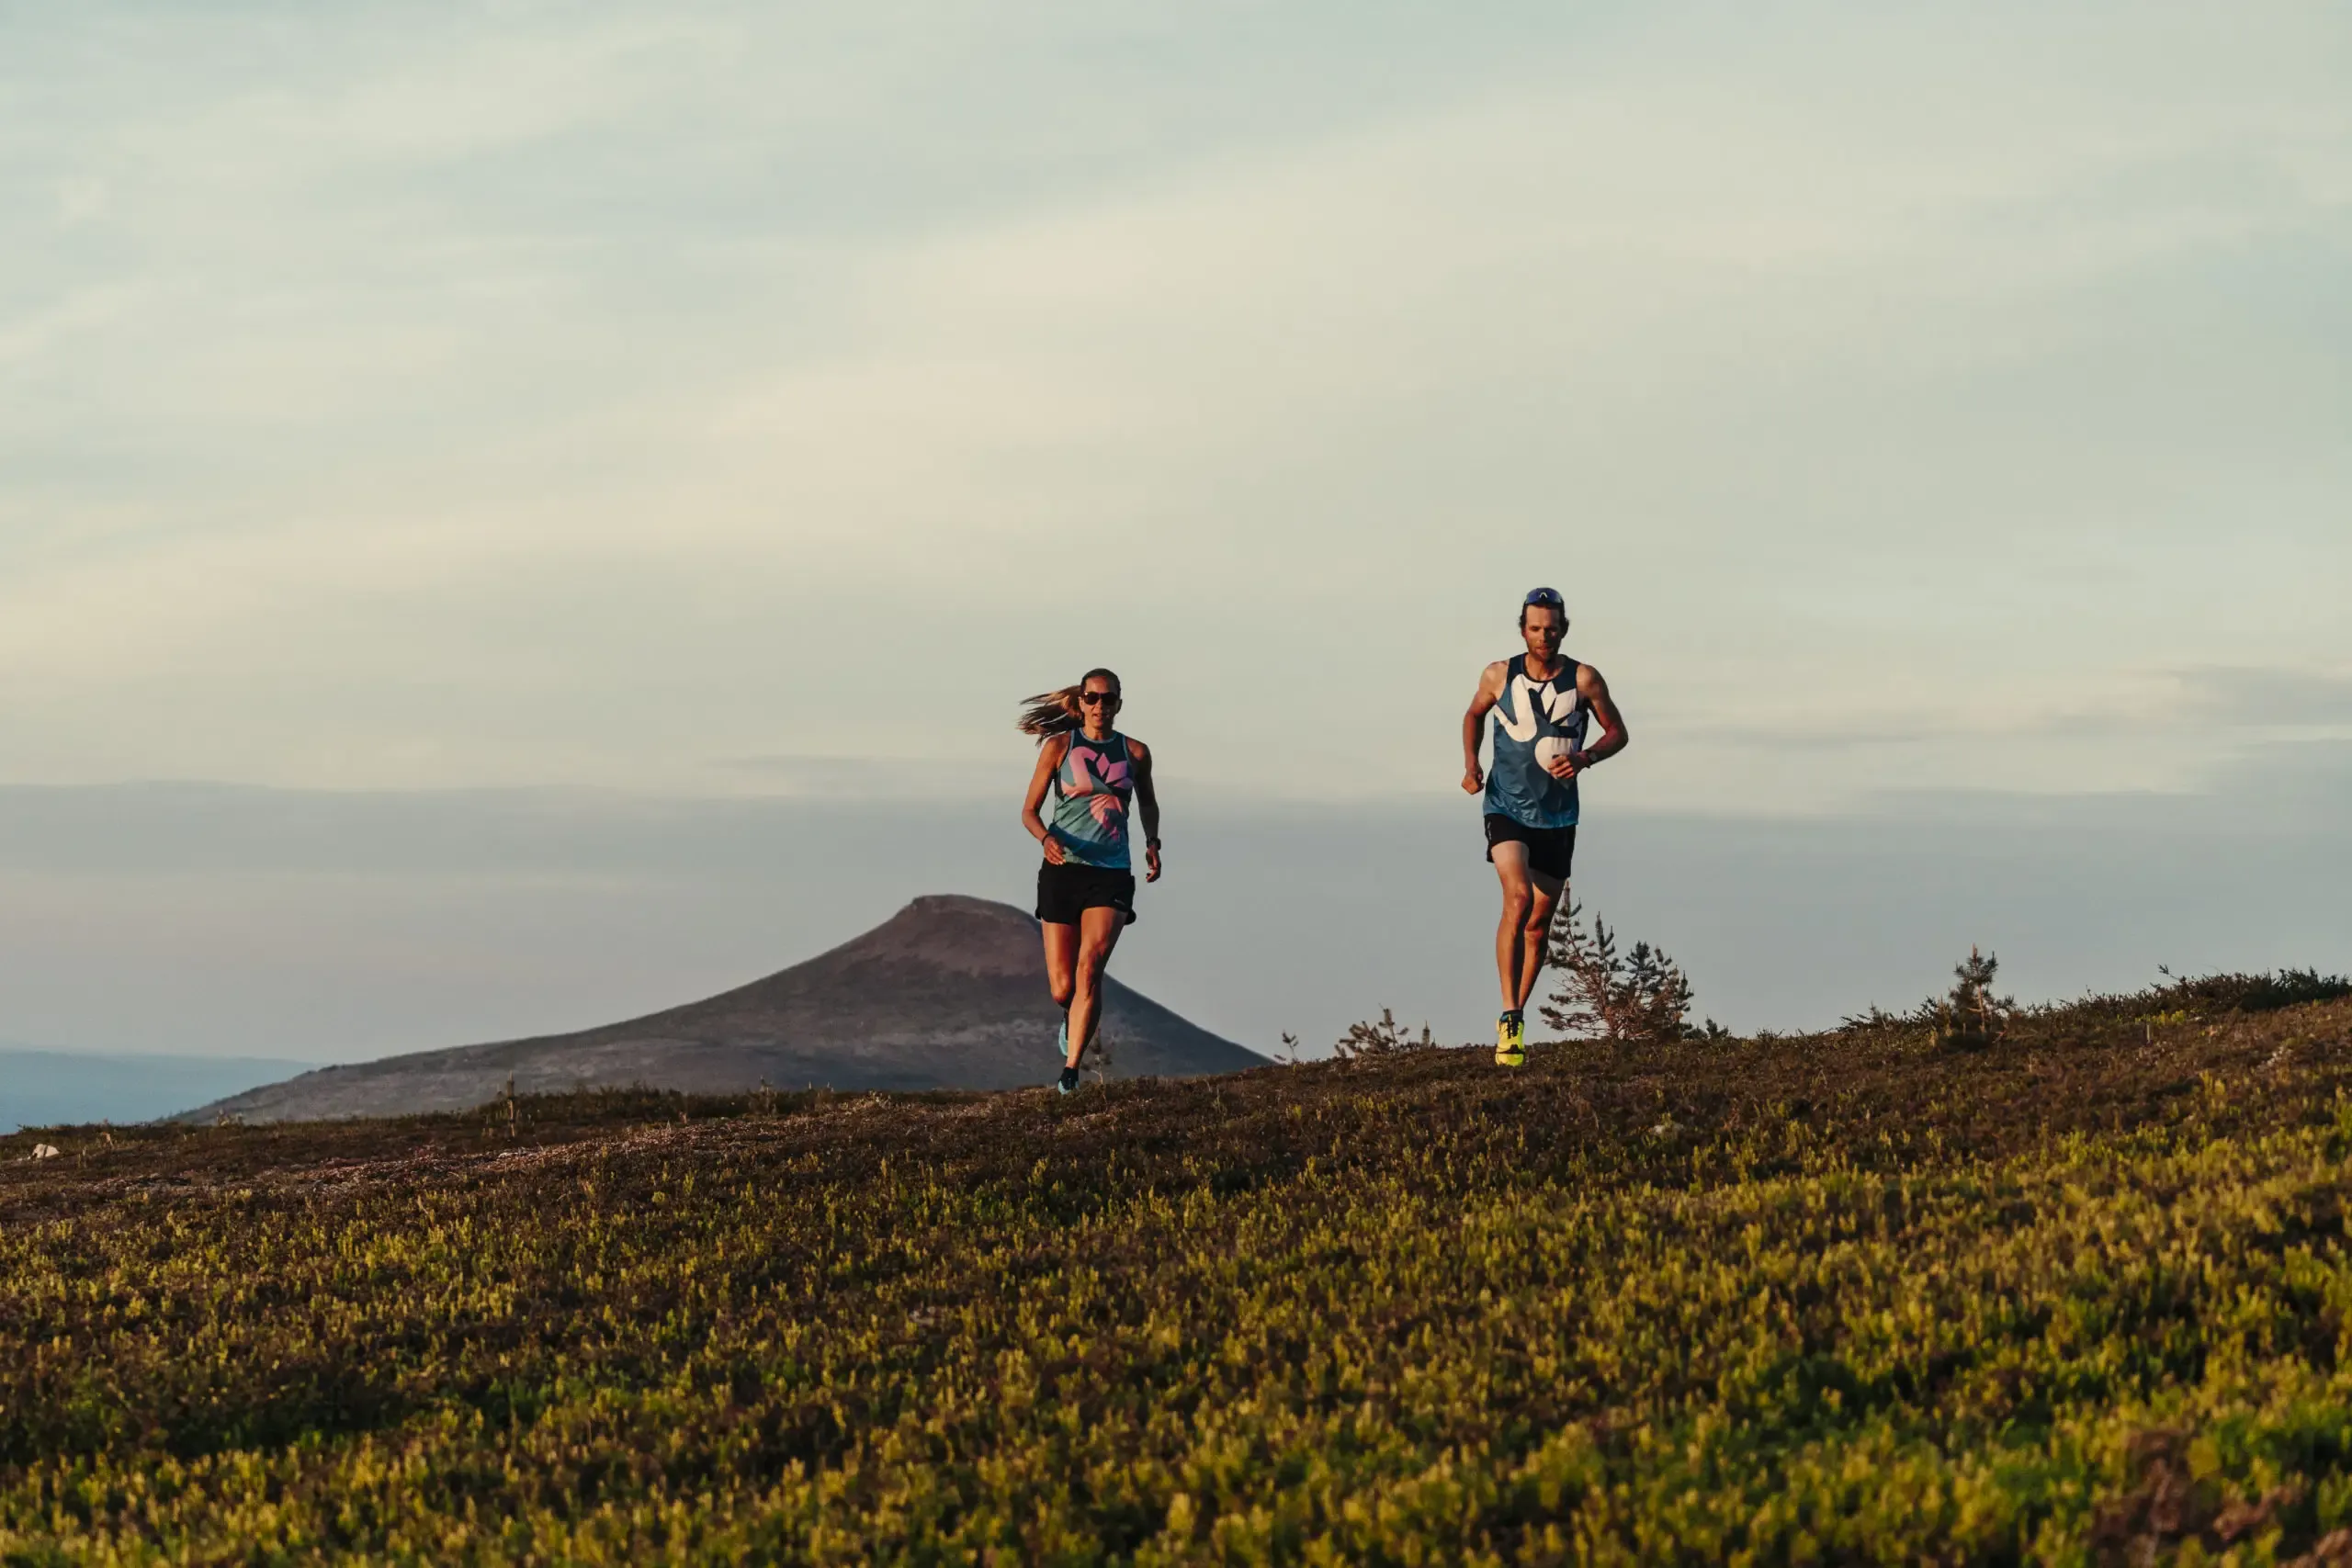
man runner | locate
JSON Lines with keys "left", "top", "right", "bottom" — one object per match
{"left": 1460, "top": 587, "right": 1629, "bottom": 1066}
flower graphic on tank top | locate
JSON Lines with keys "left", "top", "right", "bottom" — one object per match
{"left": 1066, "top": 745, "right": 1131, "bottom": 839}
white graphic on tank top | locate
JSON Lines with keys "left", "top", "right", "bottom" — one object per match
{"left": 1497, "top": 671, "right": 1580, "bottom": 741}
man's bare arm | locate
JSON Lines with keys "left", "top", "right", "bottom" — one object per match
{"left": 1570, "top": 663, "right": 1629, "bottom": 774}
{"left": 1461, "top": 660, "right": 1507, "bottom": 794}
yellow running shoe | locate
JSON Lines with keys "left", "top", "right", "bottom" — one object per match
{"left": 1495, "top": 1010, "right": 1525, "bottom": 1067}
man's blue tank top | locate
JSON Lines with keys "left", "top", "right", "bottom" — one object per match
{"left": 1047, "top": 732, "right": 1135, "bottom": 870}
{"left": 1484, "top": 655, "right": 1589, "bottom": 829}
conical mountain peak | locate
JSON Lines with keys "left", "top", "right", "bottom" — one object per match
{"left": 824, "top": 895, "right": 1044, "bottom": 978}
{"left": 183, "top": 894, "right": 1262, "bottom": 1121}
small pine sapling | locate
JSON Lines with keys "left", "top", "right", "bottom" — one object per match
{"left": 1541, "top": 902, "right": 1700, "bottom": 1043}
{"left": 1620, "top": 942, "right": 1695, "bottom": 1043}
{"left": 1539, "top": 902, "right": 1614, "bottom": 1040}
{"left": 1937, "top": 946, "right": 2014, "bottom": 1051}
{"left": 1331, "top": 1009, "right": 1439, "bottom": 1060}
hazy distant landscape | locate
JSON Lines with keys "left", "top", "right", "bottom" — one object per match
{"left": 5, "top": 773, "right": 2346, "bottom": 1084}
{"left": 0, "top": 1047, "right": 303, "bottom": 1132}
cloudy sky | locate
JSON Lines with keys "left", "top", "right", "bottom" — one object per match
{"left": 2, "top": 3, "right": 2346, "bottom": 1066}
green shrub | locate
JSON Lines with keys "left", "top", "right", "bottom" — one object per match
{"left": 0, "top": 979, "right": 2347, "bottom": 1562}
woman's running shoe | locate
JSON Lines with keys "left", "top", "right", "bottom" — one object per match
{"left": 1056, "top": 1018, "right": 1069, "bottom": 1063}
{"left": 1057, "top": 1066, "right": 1080, "bottom": 1094}
{"left": 1495, "top": 1010, "right": 1526, "bottom": 1067}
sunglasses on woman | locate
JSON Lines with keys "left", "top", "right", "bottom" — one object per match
{"left": 1079, "top": 690, "right": 1117, "bottom": 705}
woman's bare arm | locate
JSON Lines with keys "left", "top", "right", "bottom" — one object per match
{"left": 1020, "top": 737, "right": 1069, "bottom": 864}
{"left": 1128, "top": 738, "right": 1162, "bottom": 882}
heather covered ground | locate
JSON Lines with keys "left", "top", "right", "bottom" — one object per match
{"left": 3, "top": 975, "right": 2350, "bottom": 1563}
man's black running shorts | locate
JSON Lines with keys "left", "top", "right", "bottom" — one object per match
{"left": 1036, "top": 861, "right": 1138, "bottom": 926}
{"left": 1484, "top": 814, "right": 1577, "bottom": 882}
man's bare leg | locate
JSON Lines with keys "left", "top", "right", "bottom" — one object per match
{"left": 1065, "top": 905, "right": 1125, "bottom": 1069}
{"left": 1491, "top": 841, "right": 1536, "bottom": 1010}
{"left": 1514, "top": 872, "right": 1564, "bottom": 1015}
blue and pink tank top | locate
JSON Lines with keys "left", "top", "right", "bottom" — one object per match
{"left": 1485, "top": 655, "right": 1589, "bottom": 829}
{"left": 1047, "top": 732, "right": 1135, "bottom": 870}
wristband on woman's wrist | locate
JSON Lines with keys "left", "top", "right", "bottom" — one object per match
{"left": 1146, "top": 837, "right": 1161, "bottom": 849}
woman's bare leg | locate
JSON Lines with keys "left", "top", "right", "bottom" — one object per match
{"left": 1065, "top": 905, "right": 1125, "bottom": 1068}
{"left": 1042, "top": 920, "right": 1079, "bottom": 1056}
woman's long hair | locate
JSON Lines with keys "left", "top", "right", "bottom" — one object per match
{"left": 1016, "top": 668, "right": 1121, "bottom": 741}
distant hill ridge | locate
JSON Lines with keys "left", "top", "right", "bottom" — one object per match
{"left": 184, "top": 895, "right": 1263, "bottom": 1122}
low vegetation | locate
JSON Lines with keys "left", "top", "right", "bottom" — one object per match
{"left": 3, "top": 967, "right": 2351, "bottom": 1563}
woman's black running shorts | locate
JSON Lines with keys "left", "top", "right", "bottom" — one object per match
{"left": 1484, "top": 814, "right": 1577, "bottom": 882}
{"left": 1036, "top": 861, "right": 1138, "bottom": 926}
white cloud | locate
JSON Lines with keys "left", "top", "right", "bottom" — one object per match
{"left": 0, "top": 3, "right": 2343, "bottom": 810}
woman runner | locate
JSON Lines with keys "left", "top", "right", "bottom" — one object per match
{"left": 1018, "top": 669, "right": 1162, "bottom": 1093}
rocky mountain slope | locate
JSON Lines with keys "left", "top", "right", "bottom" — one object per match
{"left": 182, "top": 895, "right": 1261, "bottom": 1120}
